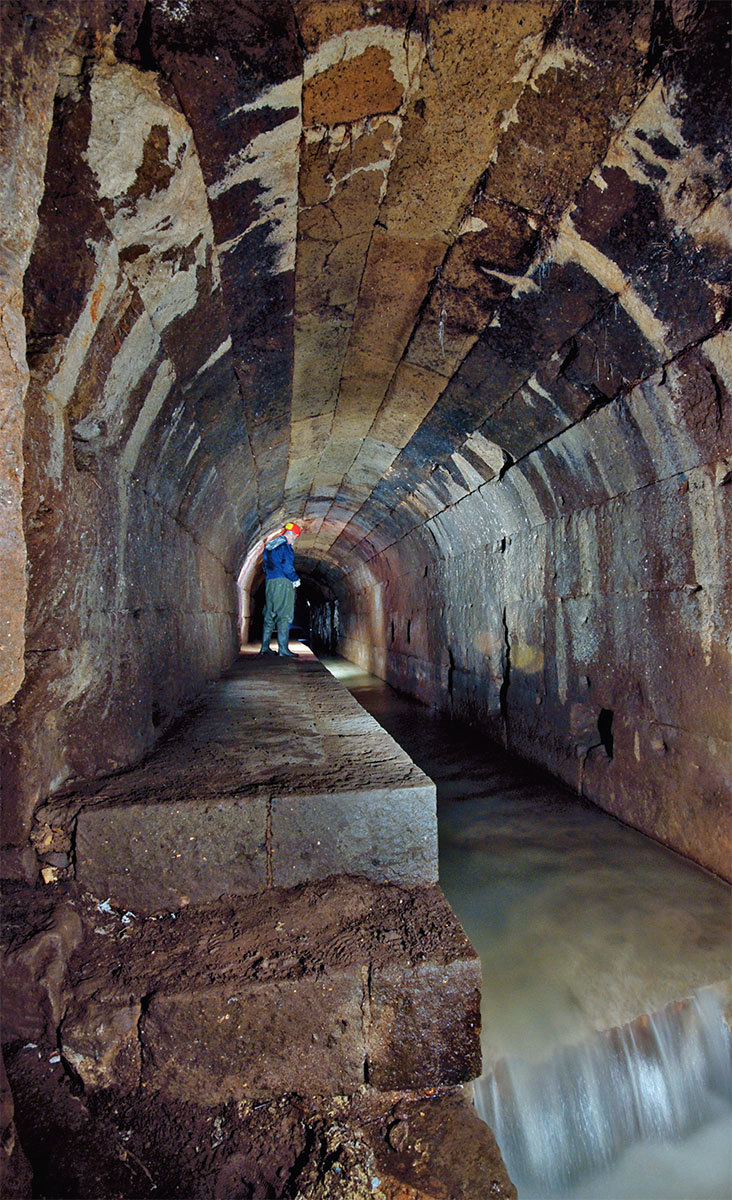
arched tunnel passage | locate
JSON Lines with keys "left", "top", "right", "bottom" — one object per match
{"left": 1, "top": 1, "right": 731, "bottom": 1197}
{"left": 2, "top": 0, "right": 729, "bottom": 881}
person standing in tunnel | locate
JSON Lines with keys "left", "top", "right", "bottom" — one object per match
{"left": 259, "top": 522, "right": 301, "bottom": 658}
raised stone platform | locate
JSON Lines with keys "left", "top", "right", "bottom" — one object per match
{"left": 73, "top": 648, "right": 437, "bottom": 913}
{"left": 55, "top": 877, "right": 481, "bottom": 1101}
{"left": 3, "top": 653, "right": 492, "bottom": 1186}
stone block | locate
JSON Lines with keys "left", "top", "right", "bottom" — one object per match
{"left": 141, "top": 971, "right": 366, "bottom": 1102}
{"left": 41, "top": 878, "right": 482, "bottom": 1103}
{"left": 374, "top": 362, "right": 446, "bottom": 448}
{"left": 271, "top": 782, "right": 438, "bottom": 888}
{"left": 451, "top": 666, "right": 503, "bottom": 734}
{"left": 303, "top": 45, "right": 403, "bottom": 127}
{"left": 60, "top": 1000, "right": 141, "bottom": 1091}
{"left": 72, "top": 654, "right": 439, "bottom": 910}
{"left": 75, "top": 796, "right": 268, "bottom": 913}
{"left": 583, "top": 716, "right": 732, "bottom": 881}
{"left": 348, "top": 231, "right": 445, "bottom": 364}
{"left": 367, "top": 958, "right": 482, "bottom": 1090}
{"left": 0, "top": 847, "right": 38, "bottom": 885}
{"left": 370, "top": 1087, "right": 518, "bottom": 1200}
{"left": 1, "top": 901, "right": 83, "bottom": 1042}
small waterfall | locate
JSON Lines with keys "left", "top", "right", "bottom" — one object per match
{"left": 475, "top": 988, "right": 732, "bottom": 1197}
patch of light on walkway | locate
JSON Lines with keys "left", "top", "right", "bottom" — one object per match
{"left": 322, "top": 659, "right": 367, "bottom": 682}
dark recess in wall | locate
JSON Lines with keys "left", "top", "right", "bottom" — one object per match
{"left": 598, "top": 709, "right": 614, "bottom": 760}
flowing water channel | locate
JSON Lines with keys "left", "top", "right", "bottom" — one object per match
{"left": 322, "top": 657, "right": 732, "bottom": 1200}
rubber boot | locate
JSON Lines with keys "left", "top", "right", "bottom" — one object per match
{"left": 260, "top": 619, "right": 274, "bottom": 654}
{"left": 276, "top": 611, "right": 295, "bottom": 657}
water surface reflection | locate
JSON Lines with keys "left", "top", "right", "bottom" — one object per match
{"left": 323, "top": 658, "right": 732, "bottom": 1200}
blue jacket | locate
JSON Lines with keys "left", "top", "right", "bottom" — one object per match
{"left": 263, "top": 534, "right": 298, "bottom": 582}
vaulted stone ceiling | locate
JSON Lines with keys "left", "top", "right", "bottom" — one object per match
{"left": 12, "top": 0, "right": 729, "bottom": 583}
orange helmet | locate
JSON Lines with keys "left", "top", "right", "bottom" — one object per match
{"left": 284, "top": 522, "right": 301, "bottom": 537}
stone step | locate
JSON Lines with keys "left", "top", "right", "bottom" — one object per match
{"left": 74, "top": 650, "right": 438, "bottom": 913}
{"left": 59, "top": 877, "right": 482, "bottom": 1102}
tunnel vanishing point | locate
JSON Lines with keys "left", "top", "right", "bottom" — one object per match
{"left": 0, "top": 0, "right": 730, "bottom": 1196}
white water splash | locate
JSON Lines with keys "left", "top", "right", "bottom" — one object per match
{"left": 475, "top": 988, "right": 732, "bottom": 1198}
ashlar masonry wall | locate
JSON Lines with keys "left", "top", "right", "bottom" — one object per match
{"left": 0, "top": 32, "right": 242, "bottom": 853}
{"left": 337, "top": 337, "right": 732, "bottom": 882}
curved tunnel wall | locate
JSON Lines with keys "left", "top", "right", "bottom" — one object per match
{"left": 0, "top": 1, "right": 729, "bottom": 882}
{"left": 1, "top": 24, "right": 245, "bottom": 845}
{"left": 330, "top": 341, "right": 731, "bottom": 878}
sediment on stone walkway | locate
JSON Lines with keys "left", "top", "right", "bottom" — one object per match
{"left": 1, "top": 649, "right": 514, "bottom": 1198}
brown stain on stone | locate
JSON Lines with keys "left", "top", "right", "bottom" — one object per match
{"left": 89, "top": 282, "right": 104, "bottom": 323}
{"left": 303, "top": 45, "right": 403, "bottom": 127}
{"left": 124, "top": 122, "right": 176, "bottom": 205}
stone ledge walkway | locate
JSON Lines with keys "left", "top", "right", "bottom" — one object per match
{"left": 73, "top": 647, "right": 438, "bottom": 913}
{"left": 3, "top": 647, "right": 484, "bottom": 1108}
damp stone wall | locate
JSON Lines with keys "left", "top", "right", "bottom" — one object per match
{"left": 337, "top": 347, "right": 731, "bottom": 882}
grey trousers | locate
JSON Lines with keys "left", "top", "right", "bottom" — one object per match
{"left": 262, "top": 577, "right": 295, "bottom": 649}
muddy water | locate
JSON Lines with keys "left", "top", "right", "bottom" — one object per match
{"left": 322, "top": 658, "right": 732, "bottom": 1200}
